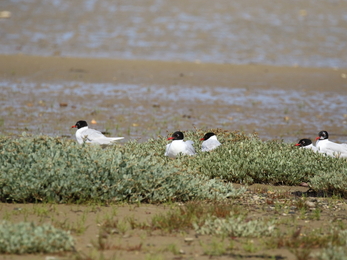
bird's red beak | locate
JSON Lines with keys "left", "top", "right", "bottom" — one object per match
{"left": 167, "top": 137, "right": 174, "bottom": 140}
{"left": 200, "top": 138, "right": 204, "bottom": 141}
{"left": 294, "top": 143, "right": 300, "bottom": 146}
{"left": 71, "top": 125, "right": 77, "bottom": 128}
{"left": 315, "top": 137, "right": 320, "bottom": 140}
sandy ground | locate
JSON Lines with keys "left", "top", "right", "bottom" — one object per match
{"left": 2, "top": 54, "right": 346, "bottom": 92}
{"left": 0, "top": 185, "right": 313, "bottom": 260}
{"left": 1, "top": 184, "right": 347, "bottom": 260}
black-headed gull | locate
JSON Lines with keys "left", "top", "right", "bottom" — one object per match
{"left": 71, "top": 120, "right": 124, "bottom": 145}
{"left": 200, "top": 132, "right": 221, "bottom": 152}
{"left": 164, "top": 131, "right": 196, "bottom": 158}
{"left": 294, "top": 138, "right": 332, "bottom": 157}
{"left": 295, "top": 139, "right": 318, "bottom": 152}
{"left": 315, "top": 130, "right": 347, "bottom": 158}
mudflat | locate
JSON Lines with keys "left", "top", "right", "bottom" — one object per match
{"left": 1, "top": 54, "right": 347, "bottom": 142}
{"left": 2, "top": 54, "right": 346, "bottom": 91}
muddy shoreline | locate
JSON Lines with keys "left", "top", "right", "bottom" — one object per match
{"left": 2, "top": 54, "right": 347, "bottom": 91}
{"left": 1, "top": 54, "right": 347, "bottom": 143}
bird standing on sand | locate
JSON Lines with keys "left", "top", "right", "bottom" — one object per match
{"left": 200, "top": 132, "right": 221, "bottom": 152}
{"left": 315, "top": 130, "right": 347, "bottom": 158}
{"left": 71, "top": 120, "right": 124, "bottom": 145}
{"left": 165, "top": 131, "right": 196, "bottom": 158}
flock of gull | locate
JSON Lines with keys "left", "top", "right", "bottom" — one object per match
{"left": 296, "top": 131, "right": 347, "bottom": 158}
{"left": 71, "top": 120, "right": 347, "bottom": 159}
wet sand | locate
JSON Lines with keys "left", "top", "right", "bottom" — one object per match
{"left": 2, "top": 54, "right": 347, "bottom": 92}
{"left": 1, "top": 54, "right": 347, "bottom": 143}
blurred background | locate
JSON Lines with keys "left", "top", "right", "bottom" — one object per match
{"left": 1, "top": 0, "right": 347, "bottom": 142}
{"left": 1, "top": 0, "right": 347, "bottom": 68}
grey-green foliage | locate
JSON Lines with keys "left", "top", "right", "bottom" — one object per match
{"left": 193, "top": 213, "right": 276, "bottom": 237}
{"left": 315, "top": 229, "right": 347, "bottom": 260}
{"left": 309, "top": 169, "right": 347, "bottom": 196}
{"left": 0, "top": 221, "right": 74, "bottom": 254}
{"left": 316, "top": 247, "right": 347, "bottom": 260}
{"left": 188, "top": 132, "right": 347, "bottom": 185}
{"left": 167, "top": 130, "right": 347, "bottom": 190}
{"left": 0, "top": 135, "right": 243, "bottom": 203}
{"left": 1, "top": 129, "right": 347, "bottom": 203}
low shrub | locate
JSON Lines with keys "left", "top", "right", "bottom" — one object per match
{"left": 167, "top": 130, "right": 347, "bottom": 192}
{"left": 178, "top": 130, "right": 347, "bottom": 186}
{"left": 0, "top": 134, "right": 244, "bottom": 203}
{"left": 193, "top": 213, "right": 276, "bottom": 237}
{"left": 0, "top": 221, "right": 74, "bottom": 254}
{"left": 1, "top": 129, "right": 347, "bottom": 202}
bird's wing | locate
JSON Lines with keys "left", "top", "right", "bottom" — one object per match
{"left": 109, "top": 137, "right": 125, "bottom": 141}
{"left": 202, "top": 139, "right": 221, "bottom": 151}
{"left": 185, "top": 140, "right": 196, "bottom": 155}
{"left": 164, "top": 143, "right": 171, "bottom": 156}
{"left": 325, "top": 141, "right": 347, "bottom": 155}
{"left": 81, "top": 128, "right": 106, "bottom": 142}
{"left": 303, "top": 144, "right": 317, "bottom": 152}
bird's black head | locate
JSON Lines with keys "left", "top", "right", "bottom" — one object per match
{"left": 295, "top": 138, "right": 312, "bottom": 147}
{"left": 201, "top": 132, "right": 216, "bottom": 141}
{"left": 317, "top": 130, "right": 329, "bottom": 140}
{"left": 168, "top": 131, "right": 184, "bottom": 140}
{"left": 72, "top": 120, "right": 88, "bottom": 129}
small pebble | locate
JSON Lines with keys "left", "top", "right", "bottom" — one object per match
{"left": 184, "top": 237, "right": 194, "bottom": 245}
{"left": 0, "top": 11, "right": 11, "bottom": 18}
{"left": 305, "top": 201, "right": 315, "bottom": 208}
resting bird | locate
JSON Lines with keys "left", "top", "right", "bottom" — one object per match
{"left": 295, "top": 138, "right": 336, "bottom": 157}
{"left": 315, "top": 130, "right": 347, "bottom": 158}
{"left": 71, "top": 120, "right": 124, "bottom": 145}
{"left": 200, "top": 132, "right": 221, "bottom": 152}
{"left": 165, "top": 131, "right": 196, "bottom": 158}
{"left": 295, "top": 139, "right": 319, "bottom": 152}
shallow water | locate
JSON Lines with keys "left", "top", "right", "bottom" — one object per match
{"left": 1, "top": 0, "right": 347, "bottom": 68}
{"left": 1, "top": 80, "right": 347, "bottom": 143}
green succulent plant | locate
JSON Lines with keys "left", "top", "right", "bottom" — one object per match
{"left": 0, "top": 221, "right": 74, "bottom": 254}
{"left": 1, "top": 130, "right": 347, "bottom": 204}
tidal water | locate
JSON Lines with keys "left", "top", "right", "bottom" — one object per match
{"left": 1, "top": 0, "right": 347, "bottom": 68}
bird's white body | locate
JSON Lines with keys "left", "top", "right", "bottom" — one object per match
{"left": 301, "top": 144, "right": 333, "bottom": 156}
{"left": 165, "top": 140, "right": 196, "bottom": 158}
{"left": 75, "top": 126, "right": 124, "bottom": 145}
{"left": 301, "top": 143, "right": 319, "bottom": 152}
{"left": 201, "top": 135, "right": 221, "bottom": 152}
{"left": 316, "top": 139, "right": 347, "bottom": 158}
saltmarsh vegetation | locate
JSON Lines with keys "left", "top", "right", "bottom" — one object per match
{"left": 0, "top": 221, "right": 74, "bottom": 254}
{"left": 1, "top": 129, "right": 347, "bottom": 202}
{"left": 1, "top": 129, "right": 347, "bottom": 257}
{"left": 194, "top": 214, "right": 276, "bottom": 237}
{"left": 122, "top": 129, "right": 347, "bottom": 194}
{"left": 0, "top": 132, "right": 244, "bottom": 204}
